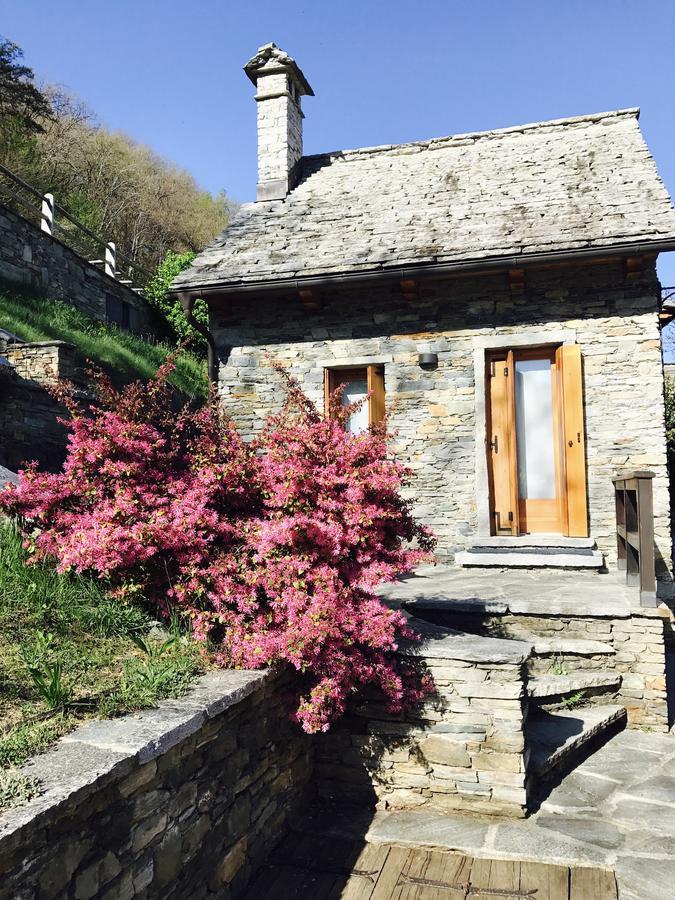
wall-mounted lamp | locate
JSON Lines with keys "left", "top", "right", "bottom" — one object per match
{"left": 418, "top": 351, "right": 438, "bottom": 369}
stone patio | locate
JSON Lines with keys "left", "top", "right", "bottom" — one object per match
{"left": 298, "top": 728, "right": 675, "bottom": 899}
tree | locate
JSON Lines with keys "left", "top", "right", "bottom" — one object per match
{"left": 0, "top": 41, "right": 230, "bottom": 280}
{"left": 144, "top": 250, "right": 208, "bottom": 350}
{"left": 0, "top": 38, "right": 52, "bottom": 166}
{"left": 1, "top": 365, "right": 435, "bottom": 732}
{"left": 0, "top": 38, "right": 51, "bottom": 133}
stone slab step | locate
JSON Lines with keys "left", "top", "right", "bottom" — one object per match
{"left": 527, "top": 705, "right": 627, "bottom": 777}
{"left": 473, "top": 535, "right": 597, "bottom": 549}
{"left": 455, "top": 548, "right": 604, "bottom": 570}
{"left": 527, "top": 672, "right": 621, "bottom": 700}
{"left": 527, "top": 636, "right": 616, "bottom": 657}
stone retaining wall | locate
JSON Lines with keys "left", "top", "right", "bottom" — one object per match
{"left": 0, "top": 365, "right": 70, "bottom": 472}
{"left": 0, "top": 670, "right": 313, "bottom": 900}
{"left": 0, "top": 202, "right": 152, "bottom": 334}
{"left": 1, "top": 340, "right": 81, "bottom": 385}
{"left": 315, "top": 625, "right": 532, "bottom": 818}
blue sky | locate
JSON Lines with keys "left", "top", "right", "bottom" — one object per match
{"left": 2, "top": 0, "right": 675, "bottom": 282}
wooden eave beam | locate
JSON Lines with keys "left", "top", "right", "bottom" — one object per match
{"left": 508, "top": 268, "right": 526, "bottom": 294}
{"left": 298, "top": 287, "right": 322, "bottom": 310}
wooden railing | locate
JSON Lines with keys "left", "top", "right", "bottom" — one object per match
{"left": 613, "top": 471, "right": 657, "bottom": 607}
{"left": 0, "top": 162, "right": 152, "bottom": 289}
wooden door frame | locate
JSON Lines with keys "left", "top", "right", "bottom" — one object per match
{"left": 486, "top": 345, "right": 566, "bottom": 536}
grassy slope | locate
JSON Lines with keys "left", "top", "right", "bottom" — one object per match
{"left": 0, "top": 289, "right": 207, "bottom": 398}
{"left": 0, "top": 522, "right": 204, "bottom": 808}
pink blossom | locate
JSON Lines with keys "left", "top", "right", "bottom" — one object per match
{"left": 1, "top": 364, "right": 436, "bottom": 732}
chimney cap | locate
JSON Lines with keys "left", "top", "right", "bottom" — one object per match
{"left": 244, "top": 42, "right": 314, "bottom": 96}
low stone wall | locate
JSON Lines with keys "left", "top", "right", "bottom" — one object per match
{"left": 1, "top": 340, "right": 81, "bottom": 385}
{"left": 0, "top": 364, "right": 70, "bottom": 472}
{"left": 0, "top": 202, "right": 152, "bottom": 334}
{"left": 0, "top": 670, "right": 313, "bottom": 900}
{"left": 315, "top": 623, "right": 531, "bottom": 818}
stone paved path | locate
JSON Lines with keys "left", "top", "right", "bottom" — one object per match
{"left": 361, "top": 729, "right": 675, "bottom": 900}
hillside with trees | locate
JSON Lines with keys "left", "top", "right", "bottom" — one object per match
{"left": 0, "top": 37, "right": 228, "bottom": 342}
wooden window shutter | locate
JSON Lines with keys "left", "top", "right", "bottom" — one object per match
{"left": 323, "top": 368, "right": 332, "bottom": 419}
{"left": 367, "top": 365, "right": 385, "bottom": 425}
{"left": 556, "top": 344, "right": 588, "bottom": 537}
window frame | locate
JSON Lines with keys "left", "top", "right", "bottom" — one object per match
{"left": 324, "top": 364, "right": 385, "bottom": 430}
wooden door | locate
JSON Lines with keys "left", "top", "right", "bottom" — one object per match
{"left": 487, "top": 352, "right": 519, "bottom": 535}
{"left": 487, "top": 345, "right": 588, "bottom": 536}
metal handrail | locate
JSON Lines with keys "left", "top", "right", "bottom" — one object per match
{"left": 0, "top": 161, "right": 153, "bottom": 283}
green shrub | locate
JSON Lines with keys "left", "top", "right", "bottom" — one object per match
{"left": 144, "top": 250, "right": 208, "bottom": 351}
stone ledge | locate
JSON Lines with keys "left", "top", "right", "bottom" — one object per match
{"left": 401, "top": 614, "right": 532, "bottom": 664}
{"left": 0, "top": 668, "right": 269, "bottom": 845}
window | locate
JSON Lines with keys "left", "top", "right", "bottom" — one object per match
{"left": 324, "top": 365, "right": 385, "bottom": 433}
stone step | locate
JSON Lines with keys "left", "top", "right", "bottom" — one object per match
{"left": 526, "top": 705, "right": 627, "bottom": 777}
{"left": 455, "top": 547, "right": 604, "bottom": 570}
{"left": 529, "top": 637, "right": 616, "bottom": 657}
{"left": 527, "top": 671, "right": 621, "bottom": 700}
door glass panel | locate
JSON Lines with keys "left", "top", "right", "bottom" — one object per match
{"left": 342, "top": 377, "right": 369, "bottom": 433}
{"left": 514, "top": 358, "right": 555, "bottom": 499}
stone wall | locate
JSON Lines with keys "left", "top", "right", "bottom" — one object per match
{"left": 0, "top": 364, "right": 70, "bottom": 472}
{"left": 1, "top": 340, "right": 81, "bottom": 385}
{"left": 0, "top": 202, "right": 152, "bottom": 334}
{"left": 210, "top": 259, "right": 672, "bottom": 595}
{"left": 315, "top": 624, "right": 532, "bottom": 818}
{"left": 0, "top": 670, "right": 313, "bottom": 900}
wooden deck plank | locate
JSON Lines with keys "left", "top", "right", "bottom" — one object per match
{"left": 370, "top": 846, "right": 411, "bottom": 900}
{"left": 337, "top": 843, "right": 390, "bottom": 900}
{"left": 570, "top": 866, "right": 617, "bottom": 900}
{"left": 470, "top": 857, "right": 521, "bottom": 900}
{"left": 399, "top": 849, "right": 472, "bottom": 899}
{"left": 519, "top": 859, "right": 570, "bottom": 900}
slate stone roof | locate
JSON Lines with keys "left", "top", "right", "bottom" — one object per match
{"left": 173, "top": 108, "right": 675, "bottom": 293}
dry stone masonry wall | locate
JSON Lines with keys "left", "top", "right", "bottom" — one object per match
{"left": 0, "top": 203, "right": 150, "bottom": 332}
{"left": 0, "top": 671, "right": 312, "bottom": 900}
{"left": 211, "top": 260, "right": 672, "bottom": 593}
{"left": 315, "top": 628, "right": 532, "bottom": 818}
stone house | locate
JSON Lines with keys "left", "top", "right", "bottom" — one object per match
{"left": 173, "top": 43, "right": 675, "bottom": 597}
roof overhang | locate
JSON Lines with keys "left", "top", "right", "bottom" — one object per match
{"left": 170, "top": 238, "right": 675, "bottom": 303}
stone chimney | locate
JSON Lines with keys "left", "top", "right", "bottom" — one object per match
{"left": 244, "top": 43, "right": 314, "bottom": 201}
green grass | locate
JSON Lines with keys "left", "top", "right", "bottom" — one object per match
{"left": 0, "top": 521, "right": 205, "bottom": 807}
{"left": 0, "top": 289, "right": 207, "bottom": 399}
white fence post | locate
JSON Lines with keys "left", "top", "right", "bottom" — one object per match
{"left": 104, "top": 241, "right": 116, "bottom": 278}
{"left": 40, "top": 193, "right": 54, "bottom": 235}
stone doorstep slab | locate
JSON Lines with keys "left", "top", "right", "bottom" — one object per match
{"left": 527, "top": 706, "right": 627, "bottom": 777}
{"left": 0, "top": 669, "right": 268, "bottom": 846}
{"left": 455, "top": 550, "right": 604, "bottom": 569}
{"left": 382, "top": 567, "right": 638, "bottom": 619}
{"left": 527, "top": 672, "right": 621, "bottom": 700}
{"left": 472, "top": 535, "right": 597, "bottom": 550}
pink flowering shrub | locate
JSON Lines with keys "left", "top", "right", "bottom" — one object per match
{"left": 1, "top": 364, "right": 435, "bottom": 732}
